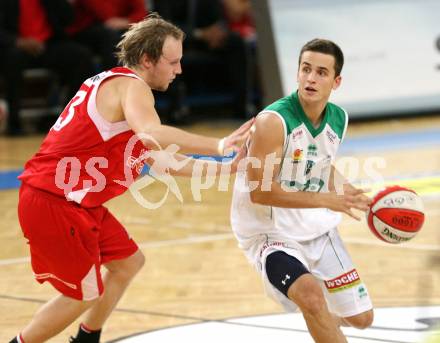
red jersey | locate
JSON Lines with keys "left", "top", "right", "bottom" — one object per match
{"left": 19, "top": 67, "right": 148, "bottom": 208}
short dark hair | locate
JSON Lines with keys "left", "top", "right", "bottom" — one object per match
{"left": 299, "top": 39, "right": 344, "bottom": 77}
{"left": 116, "top": 13, "right": 185, "bottom": 67}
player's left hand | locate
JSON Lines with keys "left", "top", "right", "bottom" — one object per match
{"left": 221, "top": 118, "right": 255, "bottom": 155}
{"left": 343, "top": 184, "right": 372, "bottom": 211}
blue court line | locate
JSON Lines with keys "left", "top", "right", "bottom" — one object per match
{"left": 1, "top": 128, "right": 439, "bottom": 191}
{"left": 0, "top": 154, "right": 229, "bottom": 191}
{"left": 339, "top": 128, "right": 440, "bottom": 155}
{"left": 0, "top": 170, "right": 22, "bottom": 190}
{"left": 140, "top": 154, "right": 229, "bottom": 175}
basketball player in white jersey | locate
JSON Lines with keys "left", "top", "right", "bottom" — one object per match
{"left": 231, "top": 39, "right": 374, "bottom": 342}
{"left": 10, "top": 14, "right": 252, "bottom": 343}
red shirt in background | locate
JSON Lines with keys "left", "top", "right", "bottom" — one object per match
{"left": 68, "top": 0, "right": 147, "bottom": 34}
{"left": 228, "top": 14, "right": 255, "bottom": 40}
{"left": 19, "top": 0, "right": 53, "bottom": 42}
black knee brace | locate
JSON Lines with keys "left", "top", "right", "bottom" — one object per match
{"left": 265, "top": 250, "right": 310, "bottom": 297}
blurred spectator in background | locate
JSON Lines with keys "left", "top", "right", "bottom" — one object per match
{"left": 154, "top": 0, "right": 256, "bottom": 120}
{"left": 223, "top": 0, "right": 256, "bottom": 42}
{"left": 0, "top": 0, "right": 94, "bottom": 136}
{"left": 223, "top": 0, "right": 261, "bottom": 113}
{"left": 68, "top": 0, "right": 148, "bottom": 71}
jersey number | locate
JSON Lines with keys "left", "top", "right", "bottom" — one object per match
{"left": 52, "top": 90, "right": 87, "bottom": 131}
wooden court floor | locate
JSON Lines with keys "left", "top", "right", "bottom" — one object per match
{"left": 0, "top": 116, "right": 439, "bottom": 342}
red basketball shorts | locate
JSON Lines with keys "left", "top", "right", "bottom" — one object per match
{"left": 18, "top": 183, "right": 139, "bottom": 300}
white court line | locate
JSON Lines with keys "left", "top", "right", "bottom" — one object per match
{"left": 1, "top": 231, "right": 439, "bottom": 267}
{"left": 137, "top": 233, "right": 233, "bottom": 249}
{"left": 0, "top": 257, "right": 30, "bottom": 266}
{"left": 344, "top": 237, "right": 440, "bottom": 251}
{"left": 0, "top": 233, "right": 234, "bottom": 267}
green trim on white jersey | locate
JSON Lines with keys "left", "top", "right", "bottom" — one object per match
{"left": 265, "top": 91, "right": 348, "bottom": 140}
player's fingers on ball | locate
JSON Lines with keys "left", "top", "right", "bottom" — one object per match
{"left": 356, "top": 195, "right": 371, "bottom": 205}
{"left": 355, "top": 204, "right": 369, "bottom": 211}
{"left": 362, "top": 195, "right": 373, "bottom": 204}
{"left": 347, "top": 201, "right": 361, "bottom": 210}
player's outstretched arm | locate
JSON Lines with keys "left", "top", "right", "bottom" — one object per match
{"left": 247, "top": 113, "right": 369, "bottom": 220}
{"left": 122, "top": 77, "right": 253, "bottom": 155}
{"left": 144, "top": 144, "right": 247, "bottom": 178}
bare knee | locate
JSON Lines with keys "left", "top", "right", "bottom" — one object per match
{"left": 299, "top": 293, "right": 327, "bottom": 317}
{"left": 105, "top": 250, "right": 145, "bottom": 280}
{"left": 344, "top": 310, "right": 374, "bottom": 329}
{"left": 130, "top": 250, "right": 146, "bottom": 273}
{"left": 288, "top": 275, "right": 327, "bottom": 317}
{"left": 124, "top": 250, "right": 145, "bottom": 277}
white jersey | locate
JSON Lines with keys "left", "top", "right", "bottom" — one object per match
{"left": 231, "top": 91, "right": 348, "bottom": 262}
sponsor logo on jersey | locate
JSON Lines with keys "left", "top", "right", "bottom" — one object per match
{"left": 307, "top": 144, "right": 318, "bottom": 157}
{"left": 90, "top": 71, "right": 107, "bottom": 83}
{"left": 292, "top": 129, "right": 304, "bottom": 142}
{"left": 127, "top": 148, "right": 149, "bottom": 174}
{"left": 304, "top": 160, "right": 315, "bottom": 175}
{"left": 259, "top": 241, "right": 287, "bottom": 257}
{"left": 324, "top": 269, "right": 361, "bottom": 293}
{"left": 292, "top": 149, "right": 303, "bottom": 163}
{"left": 326, "top": 130, "right": 337, "bottom": 144}
{"left": 281, "top": 274, "right": 291, "bottom": 286}
{"left": 358, "top": 285, "right": 368, "bottom": 299}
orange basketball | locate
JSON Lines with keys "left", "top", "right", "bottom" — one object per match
{"left": 366, "top": 186, "right": 425, "bottom": 244}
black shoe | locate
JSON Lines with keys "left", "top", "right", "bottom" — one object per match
{"left": 70, "top": 325, "right": 102, "bottom": 343}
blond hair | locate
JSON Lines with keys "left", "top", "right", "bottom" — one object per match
{"left": 116, "top": 13, "right": 184, "bottom": 68}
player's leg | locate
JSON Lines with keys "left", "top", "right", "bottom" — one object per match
{"left": 265, "top": 251, "right": 347, "bottom": 343}
{"left": 315, "top": 229, "right": 374, "bottom": 331}
{"left": 20, "top": 295, "right": 98, "bottom": 342}
{"left": 79, "top": 250, "right": 145, "bottom": 330}
{"left": 341, "top": 310, "right": 374, "bottom": 329}
{"left": 13, "top": 185, "right": 105, "bottom": 342}
{"left": 72, "top": 208, "right": 144, "bottom": 341}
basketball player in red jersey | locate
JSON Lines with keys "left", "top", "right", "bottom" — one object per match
{"left": 10, "top": 14, "right": 253, "bottom": 343}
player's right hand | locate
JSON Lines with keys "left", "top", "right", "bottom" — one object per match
{"left": 222, "top": 117, "right": 255, "bottom": 155}
{"left": 230, "top": 143, "right": 248, "bottom": 174}
{"left": 325, "top": 188, "right": 371, "bottom": 221}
